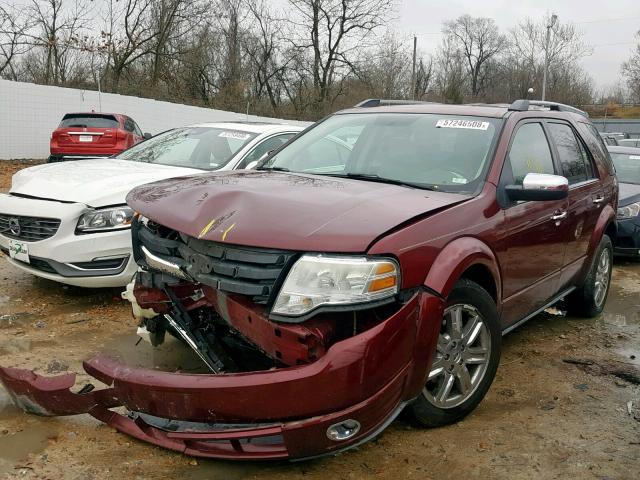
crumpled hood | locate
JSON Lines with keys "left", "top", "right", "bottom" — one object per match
{"left": 127, "top": 170, "right": 470, "bottom": 252}
{"left": 10, "top": 159, "right": 201, "bottom": 207}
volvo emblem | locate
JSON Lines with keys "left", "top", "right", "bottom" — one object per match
{"left": 8, "top": 218, "right": 20, "bottom": 236}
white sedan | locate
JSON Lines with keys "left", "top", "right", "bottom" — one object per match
{"left": 0, "top": 122, "right": 305, "bottom": 287}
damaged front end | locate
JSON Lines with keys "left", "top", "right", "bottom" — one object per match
{"left": 0, "top": 215, "right": 444, "bottom": 460}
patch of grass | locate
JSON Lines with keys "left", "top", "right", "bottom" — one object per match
{"left": 585, "top": 103, "right": 640, "bottom": 119}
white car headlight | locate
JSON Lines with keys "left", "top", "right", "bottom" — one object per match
{"left": 617, "top": 202, "right": 640, "bottom": 220}
{"left": 272, "top": 255, "right": 400, "bottom": 317}
{"left": 76, "top": 206, "right": 135, "bottom": 233}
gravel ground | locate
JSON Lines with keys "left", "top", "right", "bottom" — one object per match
{"left": 0, "top": 160, "right": 639, "bottom": 479}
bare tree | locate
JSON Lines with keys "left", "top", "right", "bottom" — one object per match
{"left": 435, "top": 34, "right": 466, "bottom": 103}
{"left": 622, "top": 31, "right": 640, "bottom": 102}
{"left": 148, "top": 0, "right": 205, "bottom": 87}
{"left": 244, "top": 0, "right": 290, "bottom": 112}
{"left": 443, "top": 15, "right": 505, "bottom": 98}
{"left": 287, "top": 0, "right": 393, "bottom": 113}
{"left": 27, "top": 0, "right": 89, "bottom": 84}
{"left": 502, "top": 17, "right": 591, "bottom": 102}
{"left": 0, "top": 4, "right": 34, "bottom": 79}
{"left": 102, "top": 0, "right": 157, "bottom": 91}
{"left": 414, "top": 55, "right": 433, "bottom": 99}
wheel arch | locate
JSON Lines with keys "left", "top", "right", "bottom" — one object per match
{"left": 423, "top": 236, "right": 502, "bottom": 311}
{"left": 586, "top": 205, "right": 616, "bottom": 262}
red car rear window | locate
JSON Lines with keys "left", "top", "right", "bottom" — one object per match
{"left": 59, "top": 114, "right": 119, "bottom": 129}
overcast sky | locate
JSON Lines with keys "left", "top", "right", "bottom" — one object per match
{"left": 393, "top": 0, "right": 640, "bottom": 92}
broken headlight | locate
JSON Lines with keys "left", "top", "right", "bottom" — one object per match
{"left": 76, "top": 206, "right": 135, "bottom": 233}
{"left": 272, "top": 255, "right": 399, "bottom": 317}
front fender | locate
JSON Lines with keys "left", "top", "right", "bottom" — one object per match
{"left": 423, "top": 236, "right": 501, "bottom": 308}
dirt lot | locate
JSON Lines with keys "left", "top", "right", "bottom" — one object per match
{"left": 0, "top": 161, "right": 639, "bottom": 479}
{"left": 0, "top": 161, "right": 44, "bottom": 191}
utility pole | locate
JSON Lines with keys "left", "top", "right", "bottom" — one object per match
{"left": 542, "top": 14, "right": 558, "bottom": 101}
{"left": 411, "top": 35, "right": 417, "bottom": 100}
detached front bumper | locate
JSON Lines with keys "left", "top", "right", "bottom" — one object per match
{"left": 0, "top": 291, "right": 443, "bottom": 460}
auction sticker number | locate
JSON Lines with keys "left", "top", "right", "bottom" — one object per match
{"left": 436, "top": 119, "right": 490, "bottom": 130}
{"left": 219, "top": 131, "right": 251, "bottom": 140}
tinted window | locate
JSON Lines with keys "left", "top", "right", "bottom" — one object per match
{"left": 264, "top": 114, "right": 501, "bottom": 193}
{"left": 117, "top": 127, "right": 257, "bottom": 170}
{"left": 507, "top": 123, "right": 555, "bottom": 185}
{"left": 610, "top": 153, "right": 640, "bottom": 184}
{"left": 124, "top": 117, "right": 135, "bottom": 132}
{"left": 548, "top": 123, "right": 594, "bottom": 184}
{"left": 578, "top": 122, "right": 615, "bottom": 175}
{"left": 59, "top": 114, "right": 119, "bottom": 129}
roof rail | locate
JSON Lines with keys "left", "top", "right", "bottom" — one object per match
{"left": 508, "top": 99, "right": 589, "bottom": 118}
{"left": 354, "top": 98, "right": 434, "bottom": 108}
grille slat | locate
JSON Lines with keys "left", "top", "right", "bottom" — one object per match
{"left": 137, "top": 223, "right": 297, "bottom": 304}
{"left": 0, "top": 214, "right": 61, "bottom": 242}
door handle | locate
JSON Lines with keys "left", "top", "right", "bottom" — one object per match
{"left": 593, "top": 196, "right": 605, "bottom": 204}
{"left": 551, "top": 211, "right": 567, "bottom": 221}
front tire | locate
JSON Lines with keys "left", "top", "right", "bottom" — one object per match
{"left": 566, "top": 235, "right": 613, "bottom": 318}
{"left": 410, "top": 279, "right": 501, "bottom": 427}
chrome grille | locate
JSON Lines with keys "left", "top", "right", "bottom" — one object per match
{"left": 134, "top": 220, "right": 297, "bottom": 304}
{"left": 0, "top": 214, "right": 61, "bottom": 242}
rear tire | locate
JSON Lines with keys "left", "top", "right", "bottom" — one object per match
{"left": 565, "top": 235, "right": 613, "bottom": 318}
{"left": 409, "top": 279, "right": 501, "bottom": 427}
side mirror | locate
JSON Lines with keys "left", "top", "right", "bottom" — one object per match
{"left": 505, "top": 173, "right": 568, "bottom": 201}
{"left": 143, "top": 132, "right": 152, "bottom": 140}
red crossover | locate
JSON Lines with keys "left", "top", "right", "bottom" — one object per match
{"left": 49, "top": 112, "right": 149, "bottom": 162}
{"left": 0, "top": 100, "right": 618, "bottom": 461}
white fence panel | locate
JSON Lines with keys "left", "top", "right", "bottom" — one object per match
{"left": 0, "top": 79, "right": 304, "bottom": 159}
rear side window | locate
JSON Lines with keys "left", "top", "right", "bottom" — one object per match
{"left": 547, "top": 122, "right": 595, "bottom": 184}
{"left": 578, "top": 122, "right": 615, "bottom": 175}
{"left": 59, "top": 114, "right": 119, "bottom": 129}
{"left": 507, "top": 123, "right": 555, "bottom": 185}
{"left": 124, "top": 117, "right": 136, "bottom": 132}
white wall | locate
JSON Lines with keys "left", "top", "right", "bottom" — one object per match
{"left": 0, "top": 79, "right": 305, "bottom": 159}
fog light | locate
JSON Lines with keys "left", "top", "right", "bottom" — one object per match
{"left": 326, "top": 419, "right": 361, "bottom": 441}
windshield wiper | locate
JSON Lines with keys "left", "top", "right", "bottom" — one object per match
{"left": 325, "top": 172, "right": 436, "bottom": 191}
{"left": 257, "top": 166, "right": 290, "bottom": 172}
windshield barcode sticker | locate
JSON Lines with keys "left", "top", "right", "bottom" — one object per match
{"left": 436, "top": 119, "right": 490, "bottom": 130}
{"left": 630, "top": 155, "right": 640, "bottom": 160}
{"left": 219, "top": 131, "right": 251, "bottom": 140}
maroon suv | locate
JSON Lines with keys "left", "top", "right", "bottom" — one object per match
{"left": 0, "top": 100, "right": 618, "bottom": 460}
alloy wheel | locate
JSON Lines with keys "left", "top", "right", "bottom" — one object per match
{"left": 423, "top": 304, "right": 491, "bottom": 409}
{"left": 594, "top": 248, "right": 611, "bottom": 308}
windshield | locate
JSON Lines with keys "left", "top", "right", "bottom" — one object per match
{"left": 611, "top": 152, "right": 640, "bottom": 185}
{"left": 117, "top": 127, "right": 257, "bottom": 170}
{"left": 262, "top": 113, "right": 501, "bottom": 192}
{"left": 59, "top": 114, "right": 119, "bottom": 129}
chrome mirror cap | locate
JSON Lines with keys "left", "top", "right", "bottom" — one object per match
{"left": 505, "top": 173, "right": 569, "bottom": 202}
{"left": 522, "top": 173, "right": 569, "bottom": 192}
